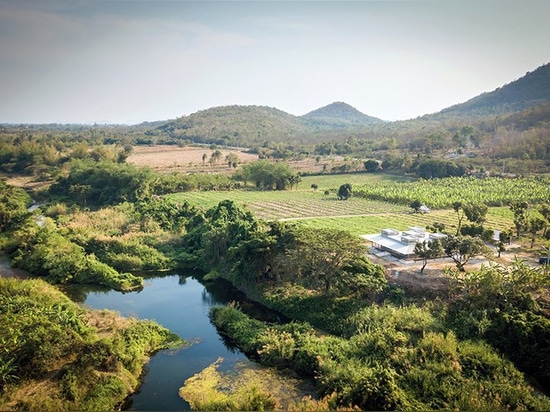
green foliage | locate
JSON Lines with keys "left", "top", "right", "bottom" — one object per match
{"left": 49, "top": 159, "right": 154, "bottom": 206}
{"left": 448, "top": 260, "right": 550, "bottom": 387}
{"left": 0, "top": 181, "right": 32, "bottom": 232}
{"left": 0, "top": 278, "right": 183, "bottom": 409}
{"left": 211, "top": 303, "right": 550, "bottom": 410}
{"left": 354, "top": 176, "right": 550, "bottom": 209}
{"left": 6, "top": 220, "right": 142, "bottom": 292}
{"left": 414, "top": 158, "right": 466, "bottom": 179}
{"left": 442, "top": 235, "right": 492, "bottom": 271}
{"left": 135, "top": 197, "right": 199, "bottom": 233}
{"left": 235, "top": 160, "right": 297, "bottom": 190}
{"left": 182, "top": 200, "right": 260, "bottom": 270}
{"left": 337, "top": 183, "right": 352, "bottom": 200}
{"left": 363, "top": 159, "right": 379, "bottom": 172}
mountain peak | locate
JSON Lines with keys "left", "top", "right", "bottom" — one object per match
{"left": 302, "top": 102, "right": 384, "bottom": 125}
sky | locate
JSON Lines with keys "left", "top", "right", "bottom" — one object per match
{"left": 1, "top": 0, "right": 549, "bottom": 124}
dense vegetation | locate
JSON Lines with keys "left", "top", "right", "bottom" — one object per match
{"left": 1, "top": 60, "right": 550, "bottom": 410}
{"left": 354, "top": 176, "right": 550, "bottom": 208}
{"left": 0, "top": 277, "right": 182, "bottom": 410}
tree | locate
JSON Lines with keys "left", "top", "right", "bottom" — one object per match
{"left": 410, "top": 200, "right": 422, "bottom": 214}
{"left": 452, "top": 202, "right": 465, "bottom": 235}
{"left": 337, "top": 183, "right": 352, "bottom": 200}
{"left": 414, "top": 239, "right": 443, "bottom": 273}
{"left": 509, "top": 201, "right": 529, "bottom": 238}
{"left": 495, "top": 230, "right": 512, "bottom": 257}
{"left": 463, "top": 203, "right": 488, "bottom": 227}
{"left": 311, "top": 183, "right": 318, "bottom": 191}
{"left": 235, "top": 160, "right": 295, "bottom": 190}
{"left": 427, "top": 222, "right": 446, "bottom": 233}
{"left": 364, "top": 159, "right": 379, "bottom": 173}
{"left": 210, "top": 149, "right": 223, "bottom": 166}
{"left": 225, "top": 153, "right": 239, "bottom": 168}
{"left": 528, "top": 216, "right": 546, "bottom": 248}
{"left": 288, "top": 175, "right": 302, "bottom": 190}
{"left": 442, "top": 235, "right": 491, "bottom": 272}
{"left": 284, "top": 228, "right": 384, "bottom": 294}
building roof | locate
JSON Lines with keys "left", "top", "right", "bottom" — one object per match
{"left": 361, "top": 227, "right": 446, "bottom": 259}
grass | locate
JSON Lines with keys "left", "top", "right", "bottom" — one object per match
{"left": 167, "top": 172, "right": 516, "bottom": 235}
{"left": 299, "top": 172, "right": 411, "bottom": 190}
{"left": 167, "top": 173, "right": 411, "bottom": 221}
{"left": 293, "top": 207, "right": 514, "bottom": 236}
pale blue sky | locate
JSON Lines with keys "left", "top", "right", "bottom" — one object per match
{"left": 1, "top": 0, "right": 549, "bottom": 124}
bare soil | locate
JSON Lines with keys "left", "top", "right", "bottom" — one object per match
{"left": 126, "top": 145, "right": 352, "bottom": 175}
{"left": 368, "top": 242, "right": 533, "bottom": 300}
{"left": 126, "top": 146, "right": 259, "bottom": 174}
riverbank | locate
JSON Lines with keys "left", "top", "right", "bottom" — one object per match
{"left": 0, "top": 277, "right": 183, "bottom": 410}
{"left": 0, "top": 254, "right": 30, "bottom": 279}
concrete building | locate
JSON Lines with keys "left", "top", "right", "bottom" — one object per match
{"left": 361, "top": 227, "right": 447, "bottom": 259}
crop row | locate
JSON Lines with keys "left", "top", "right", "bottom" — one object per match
{"left": 168, "top": 190, "right": 407, "bottom": 220}
{"left": 353, "top": 176, "right": 550, "bottom": 209}
{"left": 294, "top": 208, "right": 515, "bottom": 237}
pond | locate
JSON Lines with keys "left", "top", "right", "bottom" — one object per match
{"left": 73, "top": 273, "right": 264, "bottom": 411}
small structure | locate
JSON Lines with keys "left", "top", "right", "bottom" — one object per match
{"left": 419, "top": 205, "right": 431, "bottom": 214}
{"left": 361, "top": 227, "right": 446, "bottom": 260}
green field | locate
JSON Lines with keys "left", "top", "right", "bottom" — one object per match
{"left": 167, "top": 179, "right": 515, "bottom": 236}
{"left": 293, "top": 207, "right": 515, "bottom": 236}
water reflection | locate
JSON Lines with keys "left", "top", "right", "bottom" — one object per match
{"left": 77, "top": 274, "right": 274, "bottom": 411}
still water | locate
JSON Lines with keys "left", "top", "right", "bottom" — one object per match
{"left": 79, "top": 273, "right": 259, "bottom": 411}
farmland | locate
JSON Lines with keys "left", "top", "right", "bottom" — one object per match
{"left": 167, "top": 174, "right": 519, "bottom": 237}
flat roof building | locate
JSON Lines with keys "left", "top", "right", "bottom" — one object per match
{"left": 361, "top": 227, "right": 447, "bottom": 260}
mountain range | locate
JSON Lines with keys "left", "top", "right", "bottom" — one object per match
{"left": 157, "top": 62, "right": 550, "bottom": 145}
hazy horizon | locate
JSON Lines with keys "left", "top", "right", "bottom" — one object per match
{"left": 1, "top": 0, "right": 549, "bottom": 125}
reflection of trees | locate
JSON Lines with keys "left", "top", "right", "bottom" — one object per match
{"left": 178, "top": 275, "right": 187, "bottom": 286}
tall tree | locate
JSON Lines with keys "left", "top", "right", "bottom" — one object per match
{"left": 453, "top": 202, "right": 465, "bottom": 235}
{"left": 284, "top": 228, "right": 383, "bottom": 294}
{"left": 364, "top": 159, "right": 379, "bottom": 172}
{"left": 463, "top": 203, "right": 488, "bottom": 227}
{"left": 509, "top": 201, "right": 529, "bottom": 238}
{"left": 528, "top": 216, "right": 546, "bottom": 248}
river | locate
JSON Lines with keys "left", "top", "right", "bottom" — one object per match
{"left": 69, "top": 273, "right": 275, "bottom": 411}
{"left": 1, "top": 256, "right": 294, "bottom": 410}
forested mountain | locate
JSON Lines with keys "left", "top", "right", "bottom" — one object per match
{"left": 157, "top": 105, "right": 313, "bottom": 146}
{"left": 156, "top": 103, "right": 387, "bottom": 147}
{"left": 301, "top": 101, "right": 385, "bottom": 126}
{"left": 427, "top": 62, "right": 550, "bottom": 119}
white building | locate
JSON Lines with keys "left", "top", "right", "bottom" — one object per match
{"left": 361, "top": 227, "right": 447, "bottom": 259}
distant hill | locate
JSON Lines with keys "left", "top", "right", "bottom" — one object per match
{"left": 302, "top": 102, "right": 385, "bottom": 126}
{"left": 428, "top": 62, "right": 550, "bottom": 119}
{"left": 158, "top": 103, "right": 384, "bottom": 146}
{"left": 158, "top": 105, "right": 313, "bottom": 146}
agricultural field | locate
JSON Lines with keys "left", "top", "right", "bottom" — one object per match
{"left": 167, "top": 185, "right": 516, "bottom": 237}
{"left": 354, "top": 176, "right": 550, "bottom": 208}
{"left": 126, "top": 145, "right": 259, "bottom": 174}
{"left": 293, "top": 207, "right": 515, "bottom": 237}
{"left": 126, "top": 145, "right": 356, "bottom": 175}
{"left": 168, "top": 189, "right": 408, "bottom": 220}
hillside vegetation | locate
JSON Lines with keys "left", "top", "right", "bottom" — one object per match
{"left": 432, "top": 62, "right": 550, "bottom": 119}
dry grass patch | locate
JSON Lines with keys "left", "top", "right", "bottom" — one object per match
{"left": 127, "top": 145, "right": 259, "bottom": 174}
